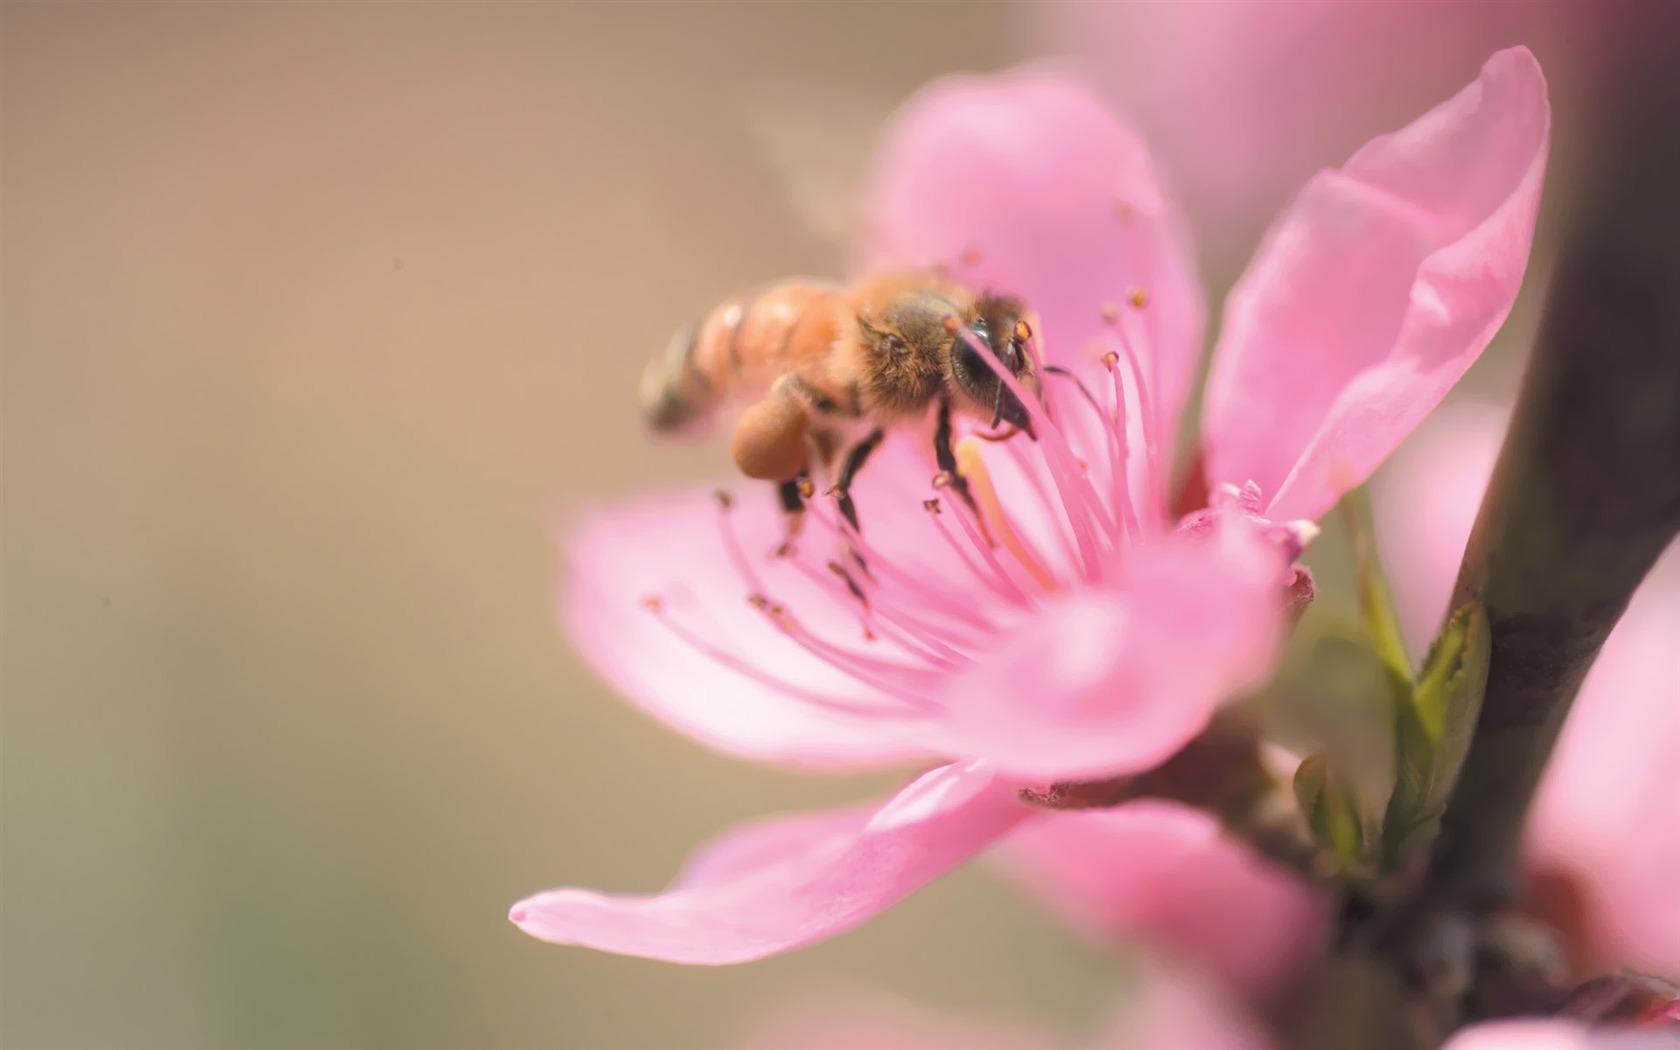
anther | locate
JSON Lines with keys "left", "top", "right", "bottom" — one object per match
{"left": 796, "top": 478, "right": 815, "bottom": 500}
{"left": 1014, "top": 319, "right": 1032, "bottom": 340}
{"left": 774, "top": 542, "right": 797, "bottom": 559}
{"left": 932, "top": 472, "right": 953, "bottom": 489}
{"left": 1100, "top": 302, "right": 1120, "bottom": 325}
{"left": 960, "top": 247, "right": 983, "bottom": 267}
{"left": 641, "top": 595, "right": 664, "bottom": 612}
{"left": 941, "top": 315, "right": 963, "bottom": 334}
{"left": 713, "top": 489, "right": 735, "bottom": 510}
{"left": 923, "top": 498, "right": 942, "bottom": 514}
{"left": 747, "top": 593, "right": 770, "bottom": 610}
{"left": 1101, "top": 350, "right": 1120, "bottom": 368}
{"left": 1115, "top": 200, "right": 1137, "bottom": 223}
{"left": 1128, "top": 287, "right": 1150, "bottom": 309}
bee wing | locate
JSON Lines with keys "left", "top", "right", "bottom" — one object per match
{"left": 739, "top": 78, "right": 896, "bottom": 252}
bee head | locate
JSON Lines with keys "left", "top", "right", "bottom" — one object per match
{"left": 949, "top": 295, "right": 1041, "bottom": 438}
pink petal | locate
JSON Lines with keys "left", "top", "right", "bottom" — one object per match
{"left": 1526, "top": 546, "right": 1680, "bottom": 976}
{"left": 1101, "top": 960, "right": 1276, "bottom": 1050}
{"left": 994, "top": 801, "right": 1328, "bottom": 999}
{"left": 1444, "top": 1019, "right": 1680, "bottom": 1050}
{"left": 508, "top": 760, "right": 1031, "bottom": 964}
{"left": 1374, "top": 398, "right": 1509, "bottom": 652}
{"left": 857, "top": 65, "right": 1206, "bottom": 457}
{"left": 1028, "top": 2, "right": 1567, "bottom": 255}
{"left": 739, "top": 989, "right": 1054, "bottom": 1050}
{"left": 1202, "top": 46, "right": 1550, "bottom": 523}
{"left": 562, "top": 483, "right": 939, "bottom": 770}
{"left": 930, "top": 525, "right": 1287, "bottom": 782}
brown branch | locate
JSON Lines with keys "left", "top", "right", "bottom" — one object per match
{"left": 1415, "top": 14, "right": 1680, "bottom": 916}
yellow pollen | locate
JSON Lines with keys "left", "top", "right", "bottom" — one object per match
{"left": 955, "top": 438, "right": 1056, "bottom": 592}
{"left": 796, "top": 478, "right": 815, "bottom": 499}
{"left": 932, "top": 471, "right": 953, "bottom": 489}
{"left": 923, "top": 498, "right": 941, "bottom": 514}
{"left": 1115, "top": 200, "right": 1137, "bottom": 223}
{"left": 642, "top": 595, "right": 664, "bottom": 611}
{"left": 960, "top": 247, "right": 984, "bottom": 267}
{"left": 1014, "top": 319, "right": 1032, "bottom": 340}
{"left": 1100, "top": 302, "right": 1120, "bottom": 324}
{"left": 1128, "top": 287, "right": 1150, "bottom": 309}
{"left": 1101, "top": 350, "right": 1120, "bottom": 368}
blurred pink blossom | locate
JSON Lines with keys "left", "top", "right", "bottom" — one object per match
{"left": 1027, "top": 1, "right": 1573, "bottom": 261}
{"left": 1377, "top": 403, "right": 1680, "bottom": 978}
{"left": 739, "top": 960, "right": 1273, "bottom": 1050}
{"left": 512, "top": 51, "right": 1549, "bottom": 964}
{"left": 1443, "top": 1017, "right": 1680, "bottom": 1050}
{"left": 992, "top": 801, "right": 1328, "bottom": 999}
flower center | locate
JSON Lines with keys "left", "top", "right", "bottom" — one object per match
{"left": 638, "top": 292, "right": 1171, "bottom": 717}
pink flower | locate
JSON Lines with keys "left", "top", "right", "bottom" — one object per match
{"left": 739, "top": 960, "right": 1274, "bottom": 1050}
{"left": 991, "top": 801, "right": 1328, "bottom": 999}
{"left": 512, "top": 50, "right": 1549, "bottom": 963}
{"left": 1377, "top": 403, "right": 1680, "bottom": 980}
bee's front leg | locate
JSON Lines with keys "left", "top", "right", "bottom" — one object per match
{"left": 832, "top": 427, "right": 886, "bottom": 536}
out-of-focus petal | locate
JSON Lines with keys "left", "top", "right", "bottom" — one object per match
{"left": 508, "top": 760, "right": 1030, "bottom": 964}
{"left": 1027, "top": 2, "right": 1567, "bottom": 258}
{"left": 1101, "top": 959, "right": 1276, "bottom": 1050}
{"left": 1374, "top": 398, "right": 1509, "bottom": 652}
{"left": 1444, "top": 1019, "right": 1680, "bottom": 1050}
{"left": 857, "top": 65, "right": 1206, "bottom": 459}
{"left": 931, "top": 526, "right": 1286, "bottom": 782}
{"left": 1202, "top": 46, "right": 1549, "bottom": 523}
{"left": 994, "top": 801, "right": 1327, "bottom": 998}
{"left": 739, "top": 989, "right": 1054, "bottom": 1050}
{"left": 563, "top": 482, "right": 940, "bottom": 770}
{"left": 1527, "top": 545, "right": 1680, "bottom": 976}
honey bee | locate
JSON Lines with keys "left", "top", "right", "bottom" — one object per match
{"left": 640, "top": 271, "right": 1042, "bottom": 534}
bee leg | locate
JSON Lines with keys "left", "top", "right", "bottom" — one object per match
{"left": 773, "top": 470, "right": 811, "bottom": 556}
{"left": 933, "top": 399, "right": 978, "bottom": 515}
{"left": 834, "top": 427, "right": 886, "bottom": 535}
{"left": 935, "top": 398, "right": 995, "bottom": 546}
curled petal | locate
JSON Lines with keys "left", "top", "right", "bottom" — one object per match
{"left": 562, "top": 486, "right": 939, "bottom": 770}
{"left": 930, "top": 526, "right": 1286, "bottom": 782}
{"left": 508, "top": 760, "right": 1031, "bottom": 964}
{"left": 994, "top": 801, "right": 1328, "bottom": 998}
{"left": 857, "top": 64, "right": 1206, "bottom": 453}
{"left": 1202, "top": 46, "right": 1550, "bottom": 522}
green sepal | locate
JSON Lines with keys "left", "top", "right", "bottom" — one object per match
{"left": 1340, "top": 487, "right": 1413, "bottom": 682}
{"left": 1382, "top": 602, "right": 1491, "bottom": 867}
{"left": 1294, "top": 754, "right": 1371, "bottom": 873}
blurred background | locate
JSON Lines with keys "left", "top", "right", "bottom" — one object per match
{"left": 1, "top": 4, "right": 1585, "bottom": 1048}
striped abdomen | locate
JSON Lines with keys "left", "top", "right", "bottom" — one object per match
{"left": 640, "top": 281, "right": 845, "bottom": 436}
